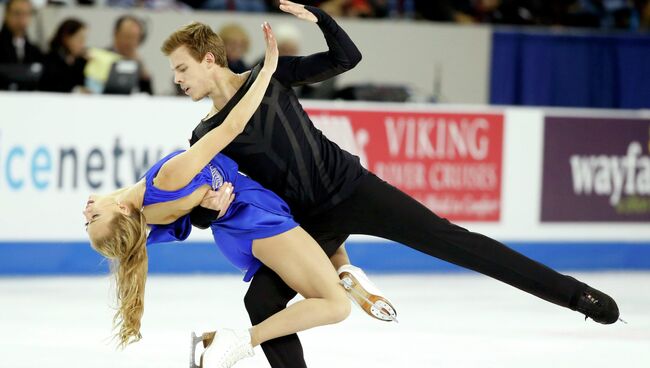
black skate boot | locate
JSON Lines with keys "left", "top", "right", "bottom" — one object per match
{"left": 572, "top": 286, "right": 620, "bottom": 324}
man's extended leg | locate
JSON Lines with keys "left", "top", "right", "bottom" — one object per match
{"left": 301, "top": 173, "right": 619, "bottom": 323}
{"left": 329, "top": 245, "right": 349, "bottom": 270}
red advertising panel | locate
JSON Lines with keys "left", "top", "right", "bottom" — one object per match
{"left": 306, "top": 108, "right": 504, "bottom": 222}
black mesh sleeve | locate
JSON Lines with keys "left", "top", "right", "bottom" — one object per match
{"left": 273, "top": 6, "right": 362, "bottom": 87}
{"left": 189, "top": 206, "right": 220, "bottom": 230}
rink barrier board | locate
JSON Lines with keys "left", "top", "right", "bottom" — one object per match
{"left": 2, "top": 95, "right": 648, "bottom": 243}
{"left": 1, "top": 241, "right": 649, "bottom": 276}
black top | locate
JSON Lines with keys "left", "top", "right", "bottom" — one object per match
{"left": 189, "top": 6, "right": 366, "bottom": 220}
{"left": 106, "top": 46, "right": 153, "bottom": 95}
{"left": 228, "top": 59, "right": 248, "bottom": 74}
{"left": 0, "top": 25, "right": 43, "bottom": 64}
{"left": 39, "top": 48, "right": 87, "bottom": 92}
{"left": 0, "top": 25, "right": 43, "bottom": 90}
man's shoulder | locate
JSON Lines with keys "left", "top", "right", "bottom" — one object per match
{"left": 190, "top": 115, "right": 225, "bottom": 146}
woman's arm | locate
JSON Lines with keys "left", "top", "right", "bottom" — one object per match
{"left": 155, "top": 22, "right": 278, "bottom": 191}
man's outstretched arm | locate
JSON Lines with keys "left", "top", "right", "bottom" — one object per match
{"left": 274, "top": 0, "right": 362, "bottom": 86}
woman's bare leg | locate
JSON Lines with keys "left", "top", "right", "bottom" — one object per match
{"left": 249, "top": 226, "right": 351, "bottom": 347}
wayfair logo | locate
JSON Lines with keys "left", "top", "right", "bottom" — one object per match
{"left": 570, "top": 142, "right": 650, "bottom": 206}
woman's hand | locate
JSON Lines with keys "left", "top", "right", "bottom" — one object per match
{"left": 200, "top": 182, "right": 235, "bottom": 219}
{"left": 261, "top": 22, "right": 278, "bottom": 74}
{"left": 279, "top": 0, "right": 318, "bottom": 23}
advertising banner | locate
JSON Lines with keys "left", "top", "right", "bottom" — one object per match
{"left": 541, "top": 116, "right": 650, "bottom": 222}
{"left": 0, "top": 95, "right": 505, "bottom": 241}
{"left": 307, "top": 108, "right": 504, "bottom": 222}
{"left": 0, "top": 95, "right": 194, "bottom": 240}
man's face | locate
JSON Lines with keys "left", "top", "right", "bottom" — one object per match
{"left": 113, "top": 19, "right": 142, "bottom": 58}
{"left": 5, "top": 0, "right": 33, "bottom": 37}
{"left": 169, "top": 46, "right": 213, "bottom": 102}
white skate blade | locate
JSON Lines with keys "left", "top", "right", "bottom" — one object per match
{"left": 189, "top": 331, "right": 216, "bottom": 368}
{"left": 339, "top": 276, "right": 398, "bottom": 323}
{"left": 189, "top": 331, "right": 202, "bottom": 368}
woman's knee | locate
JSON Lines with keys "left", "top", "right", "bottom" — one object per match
{"left": 327, "top": 293, "right": 351, "bottom": 323}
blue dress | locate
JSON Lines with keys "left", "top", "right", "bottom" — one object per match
{"left": 144, "top": 151, "right": 299, "bottom": 282}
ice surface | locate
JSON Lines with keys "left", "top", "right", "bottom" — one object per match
{"left": 1, "top": 272, "right": 648, "bottom": 368}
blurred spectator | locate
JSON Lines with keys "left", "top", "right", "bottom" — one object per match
{"left": 640, "top": 0, "right": 650, "bottom": 28}
{"left": 412, "top": 0, "right": 475, "bottom": 22}
{"left": 177, "top": 0, "right": 266, "bottom": 11}
{"left": 318, "top": 0, "right": 387, "bottom": 17}
{"left": 320, "top": 0, "right": 361, "bottom": 16}
{"left": 470, "top": 0, "right": 555, "bottom": 26}
{"left": 366, "top": 0, "right": 390, "bottom": 17}
{"left": 40, "top": 18, "right": 88, "bottom": 93}
{"left": 109, "top": 15, "right": 153, "bottom": 94}
{"left": 0, "top": 0, "right": 42, "bottom": 64}
{"left": 559, "top": 0, "right": 639, "bottom": 29}
{"left": 106, "top": 0, "right": 187, "bottom": 10}
{"left": 275, "top": 23, "right": 300, "bottom": 56}
{"left": 264, "top": 0, "right": 322, "bottom": 12}
{"left": 218, "top": 23, "right": 250, "bottom": 73}
{"left": 96, "top": 0, "right": 650, "bottom": 32}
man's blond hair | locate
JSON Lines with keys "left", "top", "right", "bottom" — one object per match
{"left": 161, "top": 22, "right": 227, "bottom": 67}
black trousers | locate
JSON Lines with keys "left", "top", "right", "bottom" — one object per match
{"left": 244, "top": 173, "right": 587, "bottom": 367}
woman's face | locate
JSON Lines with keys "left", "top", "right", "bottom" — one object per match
{"left": 82, "top": 194, "right": 118, "bottom": 241}
{"left": 64, "top": 27, "right": 87, "bottom": 57}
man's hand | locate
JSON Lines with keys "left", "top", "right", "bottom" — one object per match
{"left": 200, "top": 182, "right": 235, "bottom": 219}
{"left": 279, "top": 0, "right": 318, "bottom": 23}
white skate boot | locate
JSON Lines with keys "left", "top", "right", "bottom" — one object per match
{"left": 338, "top": 264, "right": 398, "bottom": 323}
{"left": 190, "top": 329, "right": 254, "bottom": 368}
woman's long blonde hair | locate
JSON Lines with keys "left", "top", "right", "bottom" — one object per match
{"left": 91, "top": 207, "right": 148, "bottom": 349}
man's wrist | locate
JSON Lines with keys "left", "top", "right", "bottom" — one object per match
{"left": 195, "top": 205, "right": 220, "bottom": 219}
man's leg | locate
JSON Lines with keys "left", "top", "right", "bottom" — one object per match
{"left": 244, "top": 265, "right": 305, "bottom": 368}
{"left": 303, "top": 173, "right": 618, "bottom": 322}
{"left": 329, "top": 245, "right": 350, "bottom": 270}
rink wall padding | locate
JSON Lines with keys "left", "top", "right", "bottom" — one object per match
{"left": 1, "top": 241, "right": 649, "bottom": 276}
{"left": 1, "top": 95, "right": 649, "bottom": 276}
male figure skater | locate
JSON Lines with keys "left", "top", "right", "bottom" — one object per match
{"left": 163, "top": 1, "right": 620, "bottom": 367}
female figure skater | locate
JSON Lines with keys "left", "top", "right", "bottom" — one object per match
{"left": 83, "top": 23, "right": 350, "bottom": 368}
